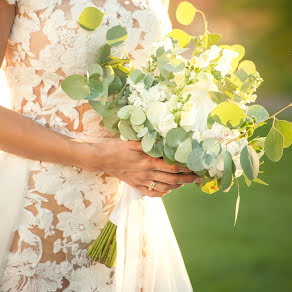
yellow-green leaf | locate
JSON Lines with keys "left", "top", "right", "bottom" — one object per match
{"left": 78, "top": 7, "right": 104, "bottom": 31}
{"left": 264, "top": 127, "right": 284, "bottom": 162}
{"left": 106, "top": 25, "right": 128, "bottom": 47}
{"left": 221, "top": 44, "right": 245, "bottom": 71}
{"left": 176, "top": 1, "right": 196, "bottom": 26}
{"left": 240, "top": 145, "right": 260, "bottom": 181}
{"left": 61, "top": 75, "right": 89, "bottom": 100}
{"left": 207, "top": 33, "right": 222, "bottom": 47}
{"left": 201, "top": 177, "right": 220, "bottom": 195}
{"left": 167, "top": 29, "right": 192, "bottom": 48}
{"left": 274, "top": 120, "right": 292, "bottom": 148}
{"left": 210, "top": 102, "right": 246, "bottom": 129}
{"left": 238, "top": 60, "right": 257, "bottom": 74}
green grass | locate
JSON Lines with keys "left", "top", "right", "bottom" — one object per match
{"left": 163, "top": 119, "right": 292, "bottom": 292}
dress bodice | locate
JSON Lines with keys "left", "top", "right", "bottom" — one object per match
{"left": 4, "top": 0, "right": 171, "bottom": 138}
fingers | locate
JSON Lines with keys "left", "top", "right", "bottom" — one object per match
{"left": 150, "top": 158, "right": 192, "bottom": 173}
{"left": 147, "top": 171, "right": 201, "bottom": 185}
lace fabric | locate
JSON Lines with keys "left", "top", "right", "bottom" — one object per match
{"left": 0, "top": 1, "right": 171, "bottom": 291}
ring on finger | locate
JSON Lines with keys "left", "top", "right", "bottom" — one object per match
{"left": 148, "top": 181, "right": 156, "bottom": 191}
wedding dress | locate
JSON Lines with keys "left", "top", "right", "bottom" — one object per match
{"left": 0, "top": 1, "right": 193, "bottom": 291}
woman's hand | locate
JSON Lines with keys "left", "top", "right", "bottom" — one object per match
{"left": 79, "top": 139, "right": 201, "bottom": 197}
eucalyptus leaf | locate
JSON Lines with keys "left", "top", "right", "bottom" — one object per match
{"left": 130, "top": 107, "right": 146, "bottom": 126}
{"left": 187, "top": 146, "right": 205, "bottom": 172}
{"left": 137, "top": 127, "right": 148, "bottom": 138}
{"left": 166, "top": 127, "right": 188, "bottom": 148}
{"left": 108, "top": 75, "right": 122, "bottom": 94}
{"left": 78, "top": 7, "right": 104, "bottom": 31}
{"left": 264, "top": 127, "right": 284, "bottom": 162}
{"left": 210, "top": 102, "right": 246, "bottom": 129}
{"left": 144, "top": 74, "right": 154, "bottom": 90}
{"left": 176, "top": 1, "right": 196, "bottom": 26}
{"left": 222, "top": 151, "right": 233, "bottom": 191}
{"left": 130, "top": 69, "right": 145, "bottom": 84}
{"left": 247, "top": 105, "right": 269, "bottom": 124}
{"left": 61, "top": 75, "right": 89, "bottom": 100}
{"left": 141, "top": 132, "right": 157, "bottom": 152}
{"left": 89, "top": 100, "right": 115, "bottom": 117}
{"left": 103, "top": 114, "right": 119, "bottom": 133}
{"left": 164, "top": 143, "right": 176, "bottom": 161}
{"left": 147, "top": 140, "right": 163, "bottom": 158}
{"left": 202, "top": 152, "right": 216, "bottom": 169}
{"left": 96, "top": 44, "right": 111, "bottom": 64}
{"left": 174, "top": 138, "right": 192, "bottom": 163}
{"left": 87, "top": 79, "right": 108, "bottom": 101}
{"left": 106, "top": 25, "right": 128, "bottom": 47}
{"left": 167, "top": 29, "right": 192, "bottom": 48}
{"left": 117, "top": 105, "right": 134, "bottom": 119}
{"left": 88, "top": 64, "right": 103, "bottom": 78}
{"left": 240, "top": 145, "right": 259, "bottom": 181}
{"left": 103, "top": 66, "right": 115, "bottom": 83}
{"left": 202, "top": 138, "right": 221, "bottom": 157}
{"left": 207, "top": 33, "right": 222, "bottom": 47}
{"left": 253, "top": 177, "right": 269, "bottom": 186}
{"left": 118, "top": 120, "right": 139, "bottom": 140}
{"left": 274, "top": 120, "right": 292, "bottom": 148}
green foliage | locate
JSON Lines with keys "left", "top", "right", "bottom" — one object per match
{"left": 106, "top": 25, "right": 128, "bottom": 47}
{"left": 264, "top": 127, "right": 284, "bottom": 162}
{"left": 274, "top": 120, "right": 292, "bottom": 148}
{"left": 89, "top": 100, "right": 115, "bottom": 117}
{"left": 210, "top": 102, "right": 246, "bottom": 129}
{"left": 207, "top": 33, "right": 222, "bottom": 47}
{"left": 240, "top": 145, "right": 259, "bottom": 181}
{"left": 88, "top": 79, "right": 108, "bottom": 102}
{"left": 147, "top": 140, "right": 163, "bottom": 158}
{"left": 130, "top": 108, "right": 146, "bottom": 126}
{"left": 88, "top": 64, "right": 103, "bottom": 78}
{"left": 141, "top": 132, "right": 157, "bottom": 152}
{"left": 78, "top": 7, "right": 104, "bottom": 31}
{"left": 167, "top": 29, "right": 192, "bottom": 48}
{"left": 129, "top": 69, "right": 145, "bottom": 84}
{"left": 176, "top": 1, "right": 197, "bottom": 26}
{"left": 174, "top": 138, "right": 192, "bottom": 163}
{"left": 96, "top": 44, "right": 111, "bottom": 64}
{"left": 247, "top": 105, "right": 269, "bottom": 124}
{"left": 118, "top": 120, "right": 139, "bottom": 140}
{"left": 222, "top": 151, "right": 233, "bottom": 191}
{"left": 187, "top": 143, "right": 205, "bottom": 172}
{"left": 61, "top": 75, "right": 89, "bottom": 100}
{"left": 166, "top": 128, "right": 188, "bottom": 148}
{"left": 117, "top": 105, "right": 134, "bottom": 120}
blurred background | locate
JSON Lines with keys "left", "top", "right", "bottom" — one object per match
{"left": 164, "top": 1, "right": 292, "bottom": 292}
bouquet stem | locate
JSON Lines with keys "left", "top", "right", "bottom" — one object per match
{"left": 87, "top": 220, "right": 117, "bottom": 268}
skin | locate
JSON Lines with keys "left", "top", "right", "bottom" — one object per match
{"left": 0, "top": 0, "right": 201, "bottom": 197}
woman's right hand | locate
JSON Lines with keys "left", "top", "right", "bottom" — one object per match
{"left": 79, "top": 138, "right": 201, "bottom": 197}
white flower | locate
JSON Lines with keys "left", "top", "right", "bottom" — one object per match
{"left": 215, "top": 48, "right": 239, "bottom": 76}
{"left": 180, "top": 73, "right": 217, "bottom": 132}
{"left": 192, "top": 45, "right": 221, "bottom": 68}
{"left": 158, "top": 114, "right": 177, "bottom": 137}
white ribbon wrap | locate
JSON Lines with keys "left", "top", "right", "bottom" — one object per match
{"left": 110, "top": 182, "right": 193, "bottom": 292}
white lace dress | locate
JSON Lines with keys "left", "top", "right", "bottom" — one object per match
{"left": 0, "top": 0, "right": 171, "bottom": 291}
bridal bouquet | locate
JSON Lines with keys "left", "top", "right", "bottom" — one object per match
{"left": 62, "top": 2, "right": 292, "bottom": 268}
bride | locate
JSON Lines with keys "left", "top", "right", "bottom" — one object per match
{"left": 0, "top": 0, "right": 199, "bottom": 291}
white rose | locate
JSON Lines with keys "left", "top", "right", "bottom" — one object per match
{"left": 192, "top": 45, "right": 221, "bottom": 68}
{"left": 215, "top": 49, "right": 239, "bottom": 76}
{"left": 146, "top": 101, "right": 170, "bottom": 133}
{"left": 159, "top": 114, "right": 177, "bottom": 137}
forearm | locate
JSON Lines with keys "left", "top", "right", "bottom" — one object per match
{"left": 0, "top": 105, "right": 93, "bottom": 168}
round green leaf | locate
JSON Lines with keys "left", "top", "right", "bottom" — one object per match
{"left": 87, "top": 78, "right": 108, "bottom": 101}
{"left": 61, "top": 75, "right": 89, "bottom": 100}
{"left": 202, "top": 153, "right": 215, "bottom": 169}
{"left": 118, "top": 105, "right": 134, "bottom": 120}
{"left": 144, "top": 74, "right": 154, "bottom": 90}
{"left": 164, "top": 143, "right": 176, "bottom": 161}
{"left": 142, "top": 132, "right": 157, "bottom": 152}
{"left": 163, "top": 58, "right": 185, "bottom": 72}
{"left": 129, "top": 69, "right": 145, "bottom": 84}
{"left": 106, "top": 25, "right": 128, "bottom": 47}
{"left": 174, "top": 138, "right": 192, "bottom": 163}
{"left": 167, "top": 29, "right": 192, "bottom": 48}
{"left": 210, "top": 102, "right": 246, "bottom": 129}
{"left": 89, "top": 100, "right": 115, "bottom": 117}
{"left": 240, "top": 145, "right": 260, "bottom": 181}
{"left": 238, "top": 60, "right": 256, "bottom": 74}
{"left": 137, "top": 127, "right": 148, "bottom": 138}
{"left": 207, "top": 33, "right": 222, "bottom": 47}
{"left": 187, "top": 146, "right": 205, "bottom": 172}
{"left": 166, "top": 127, "right": 188, "bottom": 148}
{"left": 147, "top": 140, "right": 163, "bottom": 158}
{"left": 247, "top": 105, "right": 269, "bottom": 124}
{"left": 130, "top": 108, "right": 146, "bottom": 126}
{"left": 202, "top": 138, "right": 222, "bottom": 157}
{"left": 118, "top": 120, "right": 139, "bottom": 141}
{"left": 264, "top": 127, "right": 284, "bottom": 162}
{"left": 96, "top": 44, "right": 111, "bottom": 64}
{"left": 222, "top": 151, "right": 233, "bottom": 192}
{"left": 103, "top": 66, "right": 115, "bottom": 83}
{"left": 78, "top": 7, "right": 104, "bottom": 31}
{"left": 103, "top": 114, "right": 119, "bottom": 133}
{"left": 274, "top": 120, "right": 292, "bottom": 148}
{"left": 88, "top": 64, "right": 103, "bottom": 78}
{"left": 176, "top": 1, "right": 196, "bottom": 26}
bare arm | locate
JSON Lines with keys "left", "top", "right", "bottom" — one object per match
{"left": 0, "top": 0, "right": 200, "bottom": 197}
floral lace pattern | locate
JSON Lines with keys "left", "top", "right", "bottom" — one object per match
{"left": 1, "top": 0, "right": 171, "bottom": 291}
